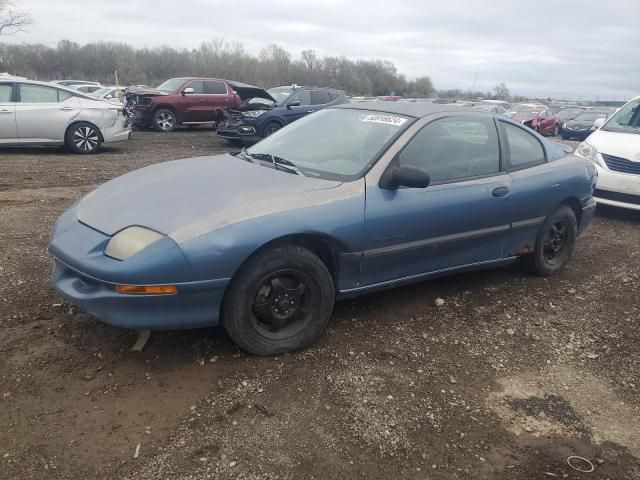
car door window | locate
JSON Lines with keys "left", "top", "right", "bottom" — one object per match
{"left": 310, "top": 90, "right": 331, "bottom": 105}
{"left": 185, "top": 81, "right": 205, "bottom": 94}
{"left": 58, "top": 89, "right": 74, "bottom": 102}
{"left": 397, "top": 117, "right": 500, "bottom": 183}
{"left": 289, "top": 90, "right": 311, "bottom": 106}
{"left": 204, "top": 81, "right": 227, "bottom": 94}
{"left": 502, "top": 122, "right": 546, "bottom": 168}
{"left": 0, "top": 84, "right": 13, "bottom": 102}
{"left": 19, "top": 84, "right": 60, "bottom": 103}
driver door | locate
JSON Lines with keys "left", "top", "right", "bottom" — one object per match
{"left": 361, "top": 116, "right": 512, "bottom": 286}
{"left": 282, "top": 89, "right": 312, "bottom": 124}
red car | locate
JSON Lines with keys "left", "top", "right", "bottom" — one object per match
{"left": 125, "top": 77, "right": 273, "bottom": 132}
{"left": 512, "top": 108, "right": 560, "bottom": 136}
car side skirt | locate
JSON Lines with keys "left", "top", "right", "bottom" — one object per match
{"left": 336, "top": 257, "right": 518, "bottom": 299}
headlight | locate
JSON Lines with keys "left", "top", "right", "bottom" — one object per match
{"left": 241, "top": 110, "right": 266, "bottom": 118}
{"left": 575, "top": 141, "right": 599, "bottom": 165}
{"left": 105, "top": 226, "right": 164, "bottom": 260}
{"left": 562, "top": 123, "right": 567, "bottom": 129}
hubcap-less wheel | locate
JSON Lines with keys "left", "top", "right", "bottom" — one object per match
{"left": 264, "top": 124, "right": 280, "bottom": 137}
{"left": 252, "top": 269, "right": 312, "bottom": 339}
{"left": 73, "top": 126, "right": 100, "bottom": 152}
{"left": 543, "top": 221, "right": 569, "bottom": 263}
{"left": 156, "top": 111, "right": 175, "bottom": 131}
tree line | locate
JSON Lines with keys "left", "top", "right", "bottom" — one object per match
{"left": 0, "top": 39, "right": 436, "bottom": 97}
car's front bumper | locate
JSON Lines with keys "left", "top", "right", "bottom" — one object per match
{"left": 216, "top": 122, "right": 261, "bottom": 144}
{"left": 594, "top": 165, "right": 640, "bottom": 211}
{"left": 51, "top": 259, "right": 228, "bottom": 330}
{"left": 560, "top": 127, "right": 592, "bottom": 139}
{"left": 49, "top": 213, "right": 229, "bottom": 330}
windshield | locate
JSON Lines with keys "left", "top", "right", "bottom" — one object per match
{"left": 516, "top": 109, "right": 542, "bottom": 116}
{"left": 155, "top": 78, "right": 186, "bottom": 92}
{"left": 558, "top": 109, "right": 584, "bottom": 121}
{"left": 246, "top": 108, "right": 413, "bottom": 181}
{"left": 90, "top": 87, "right": 110, "bottom": 98}
{"left": 574, "top": 112, "right": 607, "bottom": 122}
{"left": 270, "top": 87, "right": 295, "bottom": 104}
{"left": 601, "top": 99, "right": 640, "bottom": 134}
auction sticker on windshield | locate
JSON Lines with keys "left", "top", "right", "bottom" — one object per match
{"left": 360, "top": 114, "right": 407, "bottom": 126}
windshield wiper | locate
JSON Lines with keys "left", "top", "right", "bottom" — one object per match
{"left": 246, "top": 152, "right": 303, "bottom": 175}
{"left": 235, "top": 147, "right": 259, "bottom": 164}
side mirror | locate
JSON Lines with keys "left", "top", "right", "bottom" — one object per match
{"left": 286, "top": 100, "right": 301, "bottom": 109}
{"left": 380, "top": 165, "right": 431, "bottom": 190}
{"left": 593, "top": 117, "right": 605, "bottom": 129}
{"left": 182, "top": 87, "right": 195, "bottom": 95}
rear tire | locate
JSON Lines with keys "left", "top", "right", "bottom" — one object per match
{"left": 552, "top": 124, "right": 559, "bottom": 136}
{"left": 153, "top": 108, "right": 177, "bottom": 132}
{"left": 222, "top": 245, "right": 335, "bottom": 356}
{"left": 524, "top": 205, "right": 577, "bottom": 276}
{"left": 65, "top": 122, "right": 102, "bottom": 154}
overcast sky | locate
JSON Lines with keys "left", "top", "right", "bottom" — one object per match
{"left": 6, "top": 0, "right": 639, "bottom": 99}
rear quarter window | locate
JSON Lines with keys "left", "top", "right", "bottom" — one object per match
{"left": 502, "top": 122, "right": 546, "bottom": 168}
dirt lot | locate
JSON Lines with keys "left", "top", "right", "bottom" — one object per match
{"left": 1, "top": 129, "right": 639, "bottom": 480}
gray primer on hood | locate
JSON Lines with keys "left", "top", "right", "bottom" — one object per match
{"left": 77, "top": 154, "right": 340, "bottom": 237}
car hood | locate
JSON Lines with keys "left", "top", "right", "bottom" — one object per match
{"left": 566, "top": 120, "right": 594, "bottom": 128}
{"left": 228, "top": 81, "right": 275, "bottom": 102}
{"left": 586, "top": 129, "right": 640, "bottom": 158}
{"left": 126, "top": 87, "right": 170, "bottom": 96}
{"left": 77, "top": 154, "right": 341, "bottom": 239}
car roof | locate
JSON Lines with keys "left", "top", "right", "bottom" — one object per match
{"left": 0, "top": 78, "right": 103, "bottom": 100}
{"left": 333, "top": 101, "right": 464, "bottom": 118}
{"left": 270, "top": 85, "right": 345, "bottom": 93}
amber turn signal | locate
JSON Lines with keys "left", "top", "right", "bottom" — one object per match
{"left": 116, "top": 284, "right": 178, "bottom": 295}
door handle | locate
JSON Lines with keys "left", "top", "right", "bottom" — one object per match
{"left": 306, "top": 110, "right": 315, "bottom": 113}
{"left": 59, "top": 107, "right": 75, "bottom": 111}
{"left": 492, "top": 186, "right": 509, "bottom": 197}
{"left": 0, "top": 109, "right": 12, "bottom": 114}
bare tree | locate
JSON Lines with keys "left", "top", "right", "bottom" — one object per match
{"left": 0, "top": 0, "right": 32, "bottom": 36}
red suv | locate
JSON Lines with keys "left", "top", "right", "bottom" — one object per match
{"left": 125, "top": 77, "right": 272, "bottom": 132}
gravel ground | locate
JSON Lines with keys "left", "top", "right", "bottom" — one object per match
{"left": 0, "top": 129, "right": 639, "bottom": 480}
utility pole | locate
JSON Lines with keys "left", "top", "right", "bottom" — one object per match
{"left": 471, "top": 69, "right": 479, "bottom": 95}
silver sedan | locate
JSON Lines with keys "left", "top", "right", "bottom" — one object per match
{"left": 0, "top": 79, "right": 131, "bottom": 154}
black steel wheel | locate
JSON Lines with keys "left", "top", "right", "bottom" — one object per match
{"left": 524, "top": 205, "right": 577, "bottom": 276}
{"left": 223, "top": 244, "right": 335, "bottom": 355}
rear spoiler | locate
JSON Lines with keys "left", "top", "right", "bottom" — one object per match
{"left": 228, "top": 81, "right": 275, "bottom": 102}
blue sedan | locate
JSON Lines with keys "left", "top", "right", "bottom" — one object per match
{"left": 49, "top": 102, "right": 597, "bottom": 355}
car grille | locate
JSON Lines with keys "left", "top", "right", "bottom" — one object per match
{"left": 595, "top": 189, "right": 640, "bottom": 206}
{"left": 602, "top": 153, "right": 640, "bottom": 175}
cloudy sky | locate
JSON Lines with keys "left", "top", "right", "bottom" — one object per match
{"left": 6, "top": 0, "right": 639, "bottom": 99}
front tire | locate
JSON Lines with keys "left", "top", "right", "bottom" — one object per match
{"left": 65, "top": 122, "right": 102, "bottom": 154}
{"left": 153, "top": 108, "right": 177, "bottom": 132}
{"left": 262, "top": 122, "right": 281, "bottom": 138}
{"left": 524, "top": 205, "right": 577, "bottom": 276}
{"left": 222, "top": 245, "right": 335, "bottom": 356}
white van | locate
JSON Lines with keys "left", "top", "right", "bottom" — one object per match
{"left": 575, "top": 95, "right": 640, "bottom": 210}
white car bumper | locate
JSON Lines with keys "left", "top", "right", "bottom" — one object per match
{"left": 101, "top": 117, "right": 132, "bottom": 144}
{"left": 594, "top": 164, "right": 640, "bottom": 211}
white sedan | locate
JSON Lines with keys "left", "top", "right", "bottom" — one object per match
{"left": 0, "top": 79, "right": 131, "bottom": 154}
